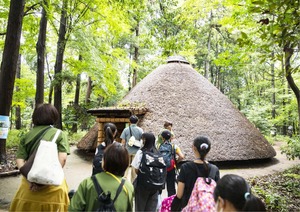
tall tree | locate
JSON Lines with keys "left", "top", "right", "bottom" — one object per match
{"left": 15, "top": 54, "right": 22, "bottom": 129}
{"left": 247, "top": 0, "right": 300, "bottom": 134}
{"left": 35, "top": 0, "right": 49, "bottom": 105}
{"left": 53, "top": 0, "right": 68, "bottom": 129}
{"left": 0, "top": 0, "right": 25, "bottom": 163}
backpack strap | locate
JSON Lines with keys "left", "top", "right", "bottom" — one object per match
{"left": 112, "top": 179, "right": 125, "bottom": 203}
{"left": 91, "top": 175, "right": 103, "bottom": 199}
{"left": 91, "top": 175, "right": 125, "bottom": 203}
{"left": 129, "top": 126, "right": 132, "bottom": 137}
{"left": 193, "top": 162, "right": 216, "bottom": 183}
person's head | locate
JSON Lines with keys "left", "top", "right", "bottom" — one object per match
{"left": 214, "top": 174, "right": 266, "bottom": 212}
{"left": 102, "top": 142, "right": 129, "bottom": 177}
{"left": 161, "top": 130, "right": 171, "bottom": 141}
{"left": 193, "top": 136, "right": 211, "bottom": 161}
{"left": 32, "top": 104, "right": 59, "bottom": 126}
{"left": 141, "top": 132, "right": 156, "bottom": 151}
{"left": 163, "top": 121, "right": 173, "bottom": 131}
{"left": 103, "top": 123, "right": 117, "bottom": 146}
{"left": 129, "top": 115, "right": 139, "bottom": 124}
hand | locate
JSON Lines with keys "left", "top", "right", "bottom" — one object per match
{"left": 29, "top": 182, "right": 47, "bottom": 191}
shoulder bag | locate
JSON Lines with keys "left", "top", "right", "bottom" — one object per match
{"left": 27, "top": 129, "right": 64, "bottom": 186}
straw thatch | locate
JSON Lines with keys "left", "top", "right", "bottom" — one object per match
{"left": 121, "top": 61, "right": 276, "bottom": 162}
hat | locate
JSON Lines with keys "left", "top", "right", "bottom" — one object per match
{"left": 161, "top": 130, "right": 171, "bottom": 140}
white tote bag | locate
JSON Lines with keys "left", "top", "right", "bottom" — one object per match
{"left": 27, "top": 129, "right": 64, "bottom": 186}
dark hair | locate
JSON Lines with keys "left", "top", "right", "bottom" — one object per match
{"left": 161, "top": 130, "right": 171, "bottom": 140}
{"left": 103, "top": 142, "right": 129, "bottom": 176}
{"left": 213, "top": 174, "right": 266, "bottom": 211}
{"left": 193, "top": 136, "right": 211, "bottom": 175}
{"left": 129, "top": 115, "right": 138, "bottom": 124}
{"left": 32, "top": 104, "right": 59, "bottom": 126}
{"left": 164, "top": 121, "right": 173, "bottom": 128}
{"left": 141, "top": 132, "right": 158, "bottom": 153}
{"left": 103, "top": 123, "right": 117, "bottom": 146}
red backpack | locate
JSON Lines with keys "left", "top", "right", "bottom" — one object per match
{"left": 182, "top": 164, "right": 218, "bottom": 212}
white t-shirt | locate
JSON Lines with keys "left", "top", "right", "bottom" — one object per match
{"left": 131, "top": 149, "right": 143, "bottom": 169}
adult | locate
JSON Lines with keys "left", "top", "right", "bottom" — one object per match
{"left": 120, "top": 115, "right": 143, "bottom": 181}
{"left": 156, "top": 121, "right": 175, "bottom": 147}
{"left": 92, "top": 122, "right": 117, "bottom": 175}
{"left": 159, "top": 130, "right": 184, "bottom": 197}
{"left": 173, "top": 135, "right": 220, "bottom": 210}
{"left": 131, "top": 132, "right": 164, "bottom": 211}
{"left": 69, "top": 142, "right": 134, "bottom": 211}
{"left": 213, "top": 174, "right": 266, "bottom": 211}
{"left": 10, "top": 104, "right": 70, "bottom": 211}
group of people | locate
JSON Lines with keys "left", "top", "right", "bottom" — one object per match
{"left": 10, "top": 104, "right": 267, "bottom": 212}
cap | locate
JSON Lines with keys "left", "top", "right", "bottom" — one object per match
{"left": 161, "top": 130, "right": 171, "bottom": 140}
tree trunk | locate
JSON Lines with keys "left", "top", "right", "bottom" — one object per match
{"left": 271, "top": 52, "right": 276, "bottom": 119}
{"left": 204, "top": 11, "right": 213, "bottom": 79}
{"left": 54, "top": 0, "right": 68, "bottom": 129}
{"left": 15, "top": 54, "right": 22, "bottom": 129}
{"left": 0, "top": 0, "right": 25, "bottom": 163}
{"left": 35, "top": 1, "right": 48, "bottom": 106}
{"left": 284, "top": 45, "right": 300, "bottom": 135}
{"left": 72, "top": 69, "right": 81, "bottom": 133}
{"left": 85, "top": 76, "right": 92, "bottom": 104}
{"left": 132, "top": 21, "right": 139, "bottom": 88}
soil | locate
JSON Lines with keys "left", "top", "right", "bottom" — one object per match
{"left": 0, "top": 141, "right": 299, "bottom": 211}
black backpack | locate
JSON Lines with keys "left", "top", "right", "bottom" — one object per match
{"left": 92, "top": 145, "right": 105, "bottom": 175}
{"left": 91, "top": 175, "right": 125, "bottom": 212}
{"left": 137, "top": 150, "right": 167, "bottom": 190}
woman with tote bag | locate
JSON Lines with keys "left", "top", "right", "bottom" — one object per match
{"left": 10, "top": 104, "right": 70, "bottom": 211}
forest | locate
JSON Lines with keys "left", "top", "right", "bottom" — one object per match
{"left": 0, "top": 0, "right": 300, "bottom": 163}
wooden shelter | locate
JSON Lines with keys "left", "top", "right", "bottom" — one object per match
{"left": 77, "top": 107, "right": 147, "bottom": 150}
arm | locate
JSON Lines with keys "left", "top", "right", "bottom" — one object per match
{"left": 58, "top": 152, "right": 67, "bottom": 167}
{"left": 176, "top": 181, "right": 185, "bottom": 199}
{"left": 121, "top": 139, "right": 126, "bottom": 145}
{"left": 16, "top": 158, "right": 25, "bottom": 169}
{"left": 176, "top": 147, "right": 184, "bottom": 163}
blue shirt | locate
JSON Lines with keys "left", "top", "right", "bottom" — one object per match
{"left": 120, "top": 124, "right": 143, "bottom": 154}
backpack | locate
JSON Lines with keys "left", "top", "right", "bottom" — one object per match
{"left": 92, "top": 145, "right": 105, "bottom": 175}
{"left": 91, "top": 175, "right": 125, "bottom": 212}
{"left": 182, "top": 164, "right": 218, "bottom": 212}
{"left": 158, "top": 141, "right": 175, "bottom": 170}
{"left": 137, "top": 150, "right": 167, "bottom": 190}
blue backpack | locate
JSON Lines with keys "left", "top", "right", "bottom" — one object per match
{"left": 158, "top": 141, "right": 174, "bottom": 170}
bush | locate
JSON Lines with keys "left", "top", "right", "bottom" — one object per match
{"left": 249, "top": 165, "right": 300, "bottom": 211}
{"left": 68, "top": 130, "right": 88, "bottom": 145}
{"left": 6, "top": 129, "right": 26, "bottom": 148}
{"left": 281, "top": 136, "right": 300, "bottom": 160}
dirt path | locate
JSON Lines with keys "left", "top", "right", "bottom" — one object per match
{"left": 0, "top": 141, "right": 299, "bottom": 211}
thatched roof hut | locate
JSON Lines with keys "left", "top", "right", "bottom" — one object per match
{"left": 120, "top": 57, "right": 276, "bottom": 162}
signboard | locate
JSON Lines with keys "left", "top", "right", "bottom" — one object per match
{"left": 0, "top": 115, "right": 10, "bottom": 139}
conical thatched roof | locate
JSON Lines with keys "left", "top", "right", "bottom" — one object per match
{"left": 121, "top": 59, "right": 276, "bottom": 162}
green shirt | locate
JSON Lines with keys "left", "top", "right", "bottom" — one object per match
{"left": 16, "top": 125, "right": 70, "bottom": 160}
{"left": 69, "top": 172, "right": 134, "bottom": 211}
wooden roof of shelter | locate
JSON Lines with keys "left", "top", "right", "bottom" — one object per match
{"left": 119, "top": 56, "right": 276, "bottom": 162}
{"left": 87, "top": 107, "right": 148, "bottom": 118}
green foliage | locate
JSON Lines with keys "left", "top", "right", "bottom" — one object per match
{"left": 67, "top": 130, "right": 88, "bottom": 145}
{"left": 249, "top": 165, "right": 300, "bottom": 211}
{"left": 281, "top": 137, "right": 300, "bottom": 160}
{"left": 6, "top": 129, "right": 27, "bottom": 148}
